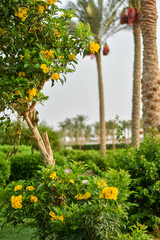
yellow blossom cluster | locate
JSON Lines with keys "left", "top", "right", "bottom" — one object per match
{"left": 14, "top": 185, "right": 23, "bottom": 191}
{"left": 20, "top": 54, "right": 24, "bottom": 60}
{"left": 75, "top": 191, "right": 91, "bottom": 200}
{"left": 49, "top": 211, "right": 64, "bottom": 221}
{"left": 46, "top": 0, "right": 56, "bottom": 5}
{"left": 40, "top": 64, "right": 50, "bottom": 73}
{"left": 69, "top": 179, "right": 74, "bottom": 184}
{"left": 38, "top": 5, "right": 45, "bottom": 13}
{"left": 26, "top": 186, "right": 35, "bottom": 191}
{"left": 51, "top": 73, "right": 59, "bottom": 80}
{"left": 15, "top": 7, "right": 28, "bottom": 21}
{"left": 26, "top": 88, "right": 36, "bottom": 101}
{"left": 97, "top": 180, "right": 107, "bottom": 188}
{"left": 40, "top": 49, "right": 54, "bottom": 59}
{"left": 17, "top": 129, "right": 21, "bottom": 135}
{"left": 68, "top": 54, "right": 76, "bottom": 61}
{"left": 18, "top": 72, "right": 25, "bottom": 77}
{"left": 55, "top": 30, "right": 61, "bottom": 38}
{"left": 30, "top": 196, "right": 38, "bottom": 203}
{"left": 90, "top": 42, "right": 100, "bottom": 54}
{"left": 0, "top": 28, "right": 7, "bottom": 35}
{"left": 11, "top": 195, "right": 23, "bottom": 209}
{"left": 49, "top": 172, "right": 58, "bottom": 180}
{"left": 99, "top": 187, "right": 118, "bottom": 200}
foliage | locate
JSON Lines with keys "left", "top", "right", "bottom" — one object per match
{"left": 0, "top": 218, "right": 37, "bottom": 240}
{"left": 72, "top": 143, "right": 130, "bottom": 150}
{"left": 20, "top": 121, "right": 62, "bottom": 152}
{"left": 0, "top": 121, "right": 62, "bottom": 152}
{"left": 9, "top": 152, "right": 44, "bottom": 181}
{"left": 0, "top": 153, "right": 10, "bottom": 187}
{"left": 1, "top": 162, "right": 131, "bottom": 240}
{"left": 0, "top": 0, "right": 93, "bottom": 120}
{"left": 109, "top": 130, "right": 160, "bottom": 231}
{"left": 116, "top": 223, "right": 154, "bottom": 240}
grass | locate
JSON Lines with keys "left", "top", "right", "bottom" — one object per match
{"left": 0, "top": 218, "right": 37, "bottom": 240}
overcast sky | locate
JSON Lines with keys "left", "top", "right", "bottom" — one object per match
{"left": 36, "top": 1, "right": 160, "bottom": 129}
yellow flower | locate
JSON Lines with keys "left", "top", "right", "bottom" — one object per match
{"left": 68, "top": 54, "right": 76, "bottom": 61}
{"left": 38, "top": 5, "right": 45, "bottom": 13}
{"left": 30, "top": 196, "right": 38, "bottom": 203}
{"left": 84, "top": 191, "right": 91, "bottom": 199}
{"left": 17, "top": 129, "right": 21, "bottom": 135}
{"left": 99, "top": 186, "right": 118, "bottom": 200}
{"left": 46, "top": 0, "right": 56, "bottom": 4}
{"left": 26, "top": 186, "right": 35, "bottom": 191}
{"left": 61, "top": 13, "right": 65, "bottom": 17}
{"left": 90, "top": 42, "right": 100, "bottom": 54}
{"left": 58, "top": 216, "right": 64, "bottom": 221}
{"left": 110, "top": 187, "right": 118, "bottom": 200}
{"left": 99, "top": 193, "right": 104, "bottom": 199}
{"left": 14, "top": 185, "right": 22, "bottom": 191}
{"left": 69, "top": 179, "right": 74, "bottom": 184}
{"left": 20, "top": 54, "right": 24, "bottom": 60}
{"left": 49, "top": 211, "right": 64, "bottom": 221}
{"left": 75, "top": 191, "right": 91, "bottom": 200}
{"left": 51, "top": 73, "right": 59, "bottom": 80}
{"left": 15, "top": 7, "right": 28, "bottom": 21}
{"left": 26, "top": 88, "right": 36, "bottom": 101}
{"left": 18, "top": 72, "right": 25, "bottom": 77}
{"left": 102, "top": 187, "right": 111, "bottom": 199}
{"left": 11, "top": 195, "right": 23, "bottom": 209}
{"left": 69, "top": 14, "right": 73, "bottom": 18}
{"left": 40, "top": 64, "right": 50, "bottom": 73}
{"left": 97, "top": 180, "right": 107, "bottom": 188}
{"left": 49, "top": 172, "right": 58, "bottom": 180}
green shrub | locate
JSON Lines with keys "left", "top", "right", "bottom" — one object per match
{"left": 2, "top": 163, "right": 131, "bottom": 240}
{"left": 0, "top": 152, "right": 10, "bottom": 186}
{"left": 116, "top": 223, "right": 154, "bottom": 240}
{"left": 110, "top": 130, "right": 160, "bottom": 231}
{"left": 9, "top": 152, "right": 44, "bottom": 181}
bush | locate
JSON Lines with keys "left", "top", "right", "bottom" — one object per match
{"left": 116, "top": 223, "right": 154, "bottom": 240}
{"left": 72, "top": 143, "right": 130, "bottom": 150}
{"left": 9, "top": 152, "right": 44, "bottom": 181}
{"left": 110, "top": 130, "right": 160, "bottom": 231}
{"left": 2, "top": 163, "right": 131, "bottom": 240}
{"left": 0, "top": 152, "right": 10, "bottom": 186}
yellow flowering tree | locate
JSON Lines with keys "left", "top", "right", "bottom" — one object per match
{"left": 2, "top": 163, "right": 131, "bottom": 239}
{"left": 0, "top": 0, "right": 95, "bottom": 165}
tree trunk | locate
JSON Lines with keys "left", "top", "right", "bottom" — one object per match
{"left": 131, "top": 22, "right": 141, "bottom": 148}
{"left": 141, "top": 0, "right": 160, "bottom": 133}
{"left": 23, "top": 108, "right": 55, "bottom": 166}
{"left": 96, "top": 51, "right": 106, "bottom": 156}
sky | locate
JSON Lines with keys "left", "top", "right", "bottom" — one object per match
{"left": 36, "top": 1, "right": 160, "bottom": 130}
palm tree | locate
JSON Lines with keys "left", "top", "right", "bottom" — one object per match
{"left": 67, "top": 0, "right": 126, "bottom": 156}
{"left": 58, "top": 122, "right": 67, "bottom": 146}
{"left": 93, "top": 122, "right": 100, "bottom": 143}
{"left": 84, "top": 125, "right": 92, "bottom": 143}
{"left": 76, "top": 114, "right": 88, "bottom": 148}
{"left": 131, "top": 0, "right": 141, "bottom": 148}
{"left": 73, "top": 117, "right": 80, "bottom": 145}
{"left": 106, "top": 120, "right": 116, "bottom": 149}
{"left": 64, "top": 118, "right": 74, "bottom": 146}
{"left": 120, "top": 0, "right": 141, "bottom": 147}
{"left": 141, "top": 0, "right": 160, "bottom": 133}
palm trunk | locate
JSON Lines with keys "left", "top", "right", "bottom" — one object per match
{"left": 141, "top": 0, "right": 160, "bottom": 133}
{"left": 24, "top": 108, "right": 55, "bottom": 166}
{"left": 131, "top": 22, "right": 141, "bottom": 148}
{"left": 96, "top": 51, "right": 106, "bottom": 156}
